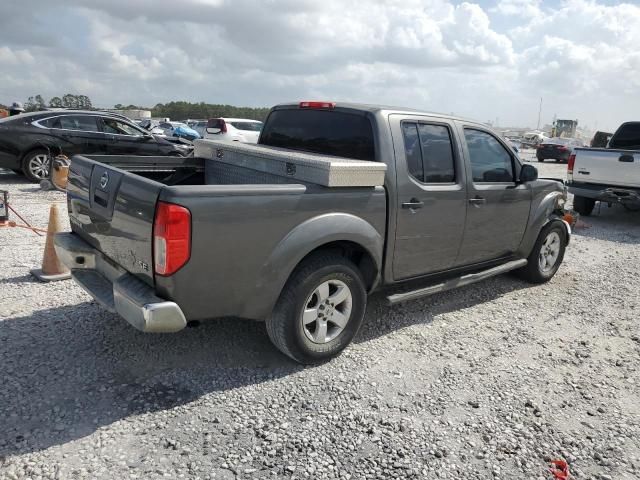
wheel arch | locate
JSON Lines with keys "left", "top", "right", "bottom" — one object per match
{"left": 241, "top": 213, "right": 384, "bottom": 320}
{"left": 519, "top": 190, "right": 568, "bottom": 255}
{"left": 21, "top": 144, "right": 61, "bottom": 161}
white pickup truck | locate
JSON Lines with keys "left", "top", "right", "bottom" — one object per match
{"left": 568, "top": 121, "right": 640, "bottom": 215}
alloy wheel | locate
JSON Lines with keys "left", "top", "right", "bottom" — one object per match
{"left": 301, "top": 279, "right": 353, "bottom": 344}
{"left": 28, "top": 153, "right": 50, "bottom": 179}
{"left": 538, "top": 231, "right": 561, "bottom": 273}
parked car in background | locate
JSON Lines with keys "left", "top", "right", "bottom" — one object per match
{"left": 191, "top": 120, "right": 208, "bottom": 138}
{"left": 536, "top": 137, "right": 585, "bottom": 163}
{"left": 158, "top": 121, "right": 201, "bottom": 141}
{"left": 185, "top": 119, "right": 206, "bottom": 128}
{"left": 522, "top": 131, "right": 548, "bottom": 147}
{"left": 568, "top": 121, "right": 640, "bottom": 215}
{"left": 55, "top": 101, "right": 570, "bottom": 363}
{"left": 590, "top": 131, "right": 613, "bottom": 148}
{"left": 204, "top": 118, "right": 263, "bottom": 143}
{"left": 0, "top": 111, "right": 191, "bottom": 182}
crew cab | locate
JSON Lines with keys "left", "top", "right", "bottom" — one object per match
{"left": 568, "top": 121, "right": 640, "bottom": 215}
{"left": 54, "top": 102, "right": 570, "bottom": 364}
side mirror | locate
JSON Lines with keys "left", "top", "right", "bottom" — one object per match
{"left": 519, "top": 164, "right": 538, "bottom": 183}
{"left": 206, "top": 127, "right": 221, "bottom": 134}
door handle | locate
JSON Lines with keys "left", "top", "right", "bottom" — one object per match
{"left": 468, "top": 196, "right": 486, "bottom": 206}
{"left": 619, "top": 155, "right": 634, "bottom": 162}
{"left": 402, "top": 199, "right": 424, "bottom": 209}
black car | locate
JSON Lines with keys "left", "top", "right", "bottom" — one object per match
{"left": 536, "top": 137, "right": 585, "bottom": 163}
{"left": 0, "top": 110, "right": 191, "bottom": 182}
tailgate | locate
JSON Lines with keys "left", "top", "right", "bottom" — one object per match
{"left": 573, "top": 148, "right": 640, "bottom": 188}
{"left": 66, "top": 155, "right": 162, "bottom": 286}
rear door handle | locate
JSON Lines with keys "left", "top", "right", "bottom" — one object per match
{"left": 468, "top": 196, "right": 486, "bottom": 206}
{"left": 619, "top": 155, "right": 634, "bottom": 162}
{"left": 402, "top": 199, "right": 424, "bottom": 209}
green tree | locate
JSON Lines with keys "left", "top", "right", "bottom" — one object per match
{"left": 76, "top": 95, "right": 93, "bottom": 110}
{"left": 24, "top": 96, "right": 37, "bottom": 112}
{"left": 49, "top": 96, "right": 63, "bottom": 108}
{"left": 150, "top": 101, "right": 269, "bottom": 122}
{"left": 34, "top": 95, "right": 47, "bottom": 110}
{"left": 62, "top": 94, "right": 79, "bottom": 109}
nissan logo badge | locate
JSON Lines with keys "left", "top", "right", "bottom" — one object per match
{"left": 100, "top": 171, "right": 109, "bottom": 189}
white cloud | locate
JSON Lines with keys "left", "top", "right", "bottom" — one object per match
{"left": 493, "top": 0, "right": 543, "bottom": 18}
{"left": 0, "top": 0, "right": 638, "bottom": 130}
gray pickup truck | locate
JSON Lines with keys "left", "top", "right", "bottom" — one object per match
{"left": 55, "top": 102, "right": 570, "bottom": 363}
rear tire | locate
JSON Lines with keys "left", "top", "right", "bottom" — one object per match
{"left": 516, "top": 222, "right": 567, "bottom": 284}
{"left": 21, "top": 149, "right": 50, "bottom": 183}
{"left": 537, "top": 158, "right": 544, "bottom": 162}
{"left": 266, "top": 253, "right": 367, "bottom": 364}
{"left": 573, "top": 195, "right": 595, "bottom": 216}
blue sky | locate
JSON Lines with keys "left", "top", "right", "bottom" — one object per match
{"left": 1, "top": 0, "right": 638, "bottom": 131}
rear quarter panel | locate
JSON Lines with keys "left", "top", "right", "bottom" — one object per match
{"left": 155, "top": 185, "right": 387, "bottom": 320}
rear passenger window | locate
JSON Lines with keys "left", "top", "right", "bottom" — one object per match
{"left": 402, "top": 123, "right": 424, "bottom": 181}
{"left": 464, "top": 128, "right": 514, "bottom": 183}
{"left": 401, "top": 122, "right": 455, "bottom": 183}
{"left": 57, "top": 115, "right": 99, "bottom": 132}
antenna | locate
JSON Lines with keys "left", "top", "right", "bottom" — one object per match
{"left": 536, "top": 97, "right": 542, "bottom": 130}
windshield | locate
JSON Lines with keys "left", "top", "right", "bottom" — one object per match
{"left": 230, "top": 121, "right": 262, "bottom": 132}
{"left": 260, "top": 109, "right": 375, "bottom": 161}
{"left": 171, "top": 123, "right": 189, "bottom": 129}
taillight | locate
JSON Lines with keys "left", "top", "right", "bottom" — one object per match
{"left": 153, "top": 201, "right": 191, "bottom": 276}
{"left": 220, "top": 119, "right": 227, "bottom": 133}
{"left": 568, "top": 154, "right": 576, "bottom": 176}
{"left": 299, "top": 101, "right": 336, "bottom": 109}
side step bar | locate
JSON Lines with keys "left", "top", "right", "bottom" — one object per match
{"left": 387, "top": 259, "right": 527, "bottom": 305}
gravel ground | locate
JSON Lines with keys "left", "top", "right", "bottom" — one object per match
{"left": 1, "top": 153, "right": 639, "bottom": 480}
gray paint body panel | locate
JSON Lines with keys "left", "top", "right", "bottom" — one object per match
{"left": 156, "top": 185, "right": 386, "bottom": 320}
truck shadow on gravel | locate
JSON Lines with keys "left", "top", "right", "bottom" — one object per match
{"left": 0, "top": 302, "right": 299, "bottom": 458}
{"left": 0, "top": 274, "right": 528, "bottom": 458}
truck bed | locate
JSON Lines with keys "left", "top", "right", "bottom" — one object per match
{"left": 65, "top": 154, "right": 386, "bottom": 321}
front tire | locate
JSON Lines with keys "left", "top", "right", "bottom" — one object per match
{"left": 21, "top": 149, "right": 50, "bottom": 183}
{"left": 266, "top": 253, "right": 367, "bottom": 364}
{"left": 516, "top": 222, "right": 567, "bottom": 284}
{"left": 573, "top": 195, "right": 595, "bottom": 216}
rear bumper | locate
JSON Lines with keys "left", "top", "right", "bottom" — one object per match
{"left": 568, "top": 183, "right": 640, "bottom": 206}
{"left": 54, "top": 232, "right": 187, "bottom": 333}
{"left": 537, "top": 151, "right": 570, "bottom": 162}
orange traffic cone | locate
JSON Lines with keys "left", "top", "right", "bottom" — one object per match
{"left": 30, "top": 203, "right": 71, "bottom": 282}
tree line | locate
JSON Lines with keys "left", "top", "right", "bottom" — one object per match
{"left": 151, "top": 102, "right": 270, "bottom": 121}
{"left": 16, "top": 93, "right": 94, "bottom": 111}
{"left": 2, "top": 96, "right": 269, "bottom": 122}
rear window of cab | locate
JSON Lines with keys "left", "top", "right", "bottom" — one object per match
{"left": 260, "top": 109, "right": 375, "bottom": 161}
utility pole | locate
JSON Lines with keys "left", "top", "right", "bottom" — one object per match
{"left": 536, "top": 97, "right": 542, "bottom": 130}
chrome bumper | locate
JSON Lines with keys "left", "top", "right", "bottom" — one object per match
{"left": 54, "top": 232, "right": 187, "bottom": 333}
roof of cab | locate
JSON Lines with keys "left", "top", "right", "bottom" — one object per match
{"left": 273, "top": 101, "right": 479, "bottom": 125}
